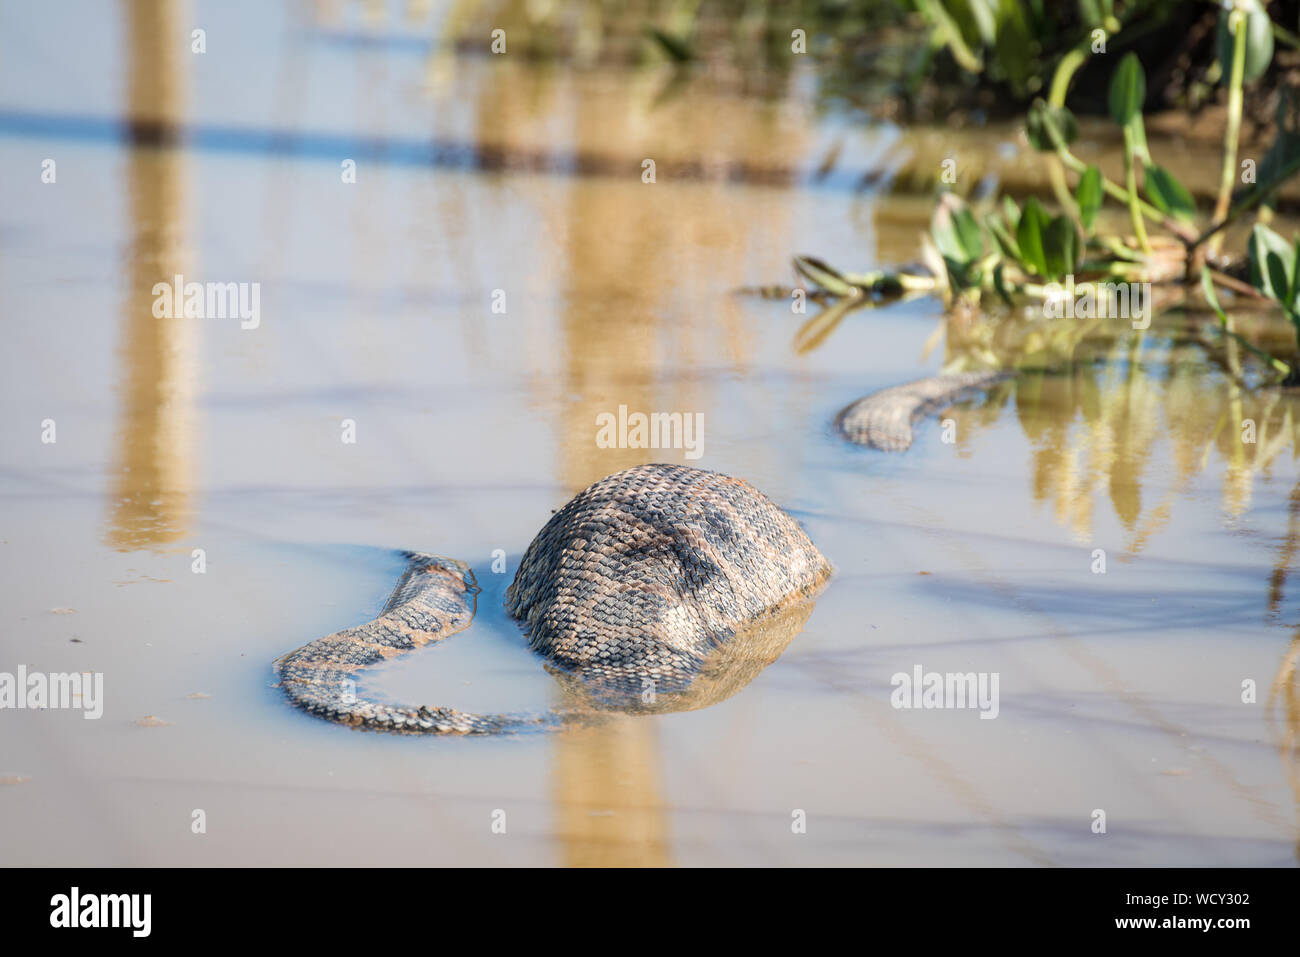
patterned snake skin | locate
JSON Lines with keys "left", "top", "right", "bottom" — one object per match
{"left": 835, "top": 371, "right": 1010, "bottom": 451}
{"left": 274, "top": 464, "right": 830, "bottom": 734}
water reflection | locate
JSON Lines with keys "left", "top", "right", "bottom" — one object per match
{"left": 463, "top": 50, "right": 681, "bottom": 865}
{"left": 942, "top": 305, "right": 1300, "bottom": 852}
{"left": 810, "top": 303, "right": 1300, "bottom": 551}
{"left": 952, "top": 316, "right": 1300, "bottom": 549}
{"left": 1266, "top": 477, "right": 1300, "bottom": 853}
{"left": 451, "top": 49, "right": 821, "bottom": 862}
{"left": 106, "top": 0, "right": 195, "bottom": 550}
{"left": 69, "top": 0, "right": 1299, "bottom": 861}
{"left": 800, "top": 294, "right": 1300, "bottom": 547}
{"left": 1272, "top": 629, "right": 1300, "bottom": 855}
{"left": 803, "top": 295, "right": 1300, "bottom": 850}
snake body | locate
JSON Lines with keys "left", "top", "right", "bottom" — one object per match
{"left": 835, "top": 371, "right": 1010, "bottom": 451}
{"left": 275, "top": 463, "right": 830, "bottom": 734}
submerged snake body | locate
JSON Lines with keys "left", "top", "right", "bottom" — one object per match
{"left": 835, "top": 371, "right": 1010, "bottom": 451}
{"left": 275, "top": 464, "right": 830, "bottom": 734}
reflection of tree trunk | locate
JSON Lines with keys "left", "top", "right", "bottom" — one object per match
{"left": 449, "top": 36, "right": 810, "bottom": 865}
{"left": 107, "top": 0, "right": 195, "bottom": 551}
{"left": 1270, "top": 628, "right": 1300, "bottom": 860}
{"left": 1268, "top": 478, "right": 1300, "bottom": 616}
{"left": 545, "top": 75, "right": 675, "bottom": 869}
{"left": 465, "top": 60, "right": 801, "bottom": 869}
{"left": 1267, "top": 477, "right": 1300, "bottom": 858}
{"left": 552, "top": 720, "right": 671, "bottom": 867}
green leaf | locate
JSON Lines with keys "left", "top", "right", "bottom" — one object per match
{"left": 1249, "top": 224, "right": 1295, "bottom": 302}
{"left": 1108, "top": 52, "right": 1145, "bottom": 126}
{"left": 931, "top": 193, "right": 983, "bottom": 269}
{"left": 1077, "top": 0, "right": 1102, "bottom": 28}
{"left": 1026, "top": 101, "right": 1078, "bottom": 151}
{"left": 1266, "top": 251, "right": 1292, "bottom": 311}
{"left": 1201, "top": 265, "right": 1228, "bottom": 323}
{"left": 1015, "top": 197, "right": 1051, "bottom": 277}
{"left": 937, "top": 0, "right": 995, "bottom": 49}
{"left": 1143, "top": 164, "right": 1196, "bottom": 221}
{"left": 1217, "top": 4, "right": 1273, "bottom": 85}
{"left": 1001, "top": 195, "right": 1021, "bottom": 231}
{"left": 793, "top": 256, "right": 857, "bottom": 297}
{"left": 992, "top": 0, "right": 1034, "bottom": 95}
{"left": 953, "top": 206, "right": 984, "bottom": 263}
{"left": 985, "top": 211, "right": 1021, "bottom": 260}
{"left": 1042, "top": 215, "right": 1079, "bottom": 280}
{"left": 1257, "top": 89, "right": 1300, "bottom": 211}
{"left": 943, "top": 258, "right": 981, "bottom": 292}
{"left": 931, "top": 212, "right": 964, "bottom": 267}
{"left": 914, "top": 0, "right": 983, "bottom": 73}
{"left": 993, "top": 261, "right": 1015, "bottom": 306}
{"left": 1076, "top": 165, "right": 1103, "bottom": 231}
{"left": 1293, "top": 239, "right": 1300, "bottom": 312}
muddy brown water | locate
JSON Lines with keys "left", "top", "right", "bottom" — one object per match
{"left": 1, "top": 2, "right": 1298, "bottom": 866}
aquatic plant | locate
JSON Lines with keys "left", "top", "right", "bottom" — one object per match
{"left": 437, "top": 2, "right": 1297, "bottom": 116}
{"left": 788, "top": 1, "right": 1300, "bottom": 383}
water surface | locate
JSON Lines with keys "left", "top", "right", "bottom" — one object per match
{"left": 1, "top": 0, "right": 1298, "bottom": 867}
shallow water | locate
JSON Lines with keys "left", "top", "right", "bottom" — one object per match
{"left": 2, "top": 1, "right": 1299, "bottom": 867}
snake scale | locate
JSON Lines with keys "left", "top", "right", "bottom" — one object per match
{"left": 275, "top": 463, "right": 832, "bottom": 734}
{"left": 275, "top": 372, "right": 1007, "bottom": 734}
{"left": 835, "top": 371, "right": 1010, "bottom": 451}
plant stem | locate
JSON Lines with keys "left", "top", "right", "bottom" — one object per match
{"left": 1048, "top": 44, "right": 1089, "bottom": 108}
{"left": 1208, "top": 268, "right": 1266, "bottom": 299}
{"left": 1191, "top": 153, "right": 1300, "bottom": 250}
{"left": 1123, "top": 125, "right": 1152, "bottom": 254}
{"left": 1046, "top": 155, "right": 1078, "bottom": 219}
{"left": 1273, "top": 20, "right": 1300, "bottom": 51}
{"left": 914, "top": 0, "right": 982, "bottom": 72}
{"left": 1211, "top": 8, "right": 1249, "bottom": 258}
{"left": 1192, "top": 0, "right": 1300, "bottom": 50}
{"left": 1220, "top": 322, "right": 1292, "bottom": 376}
{"left": 1041, "top": 114, "right": 1198, "bottom": 243}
